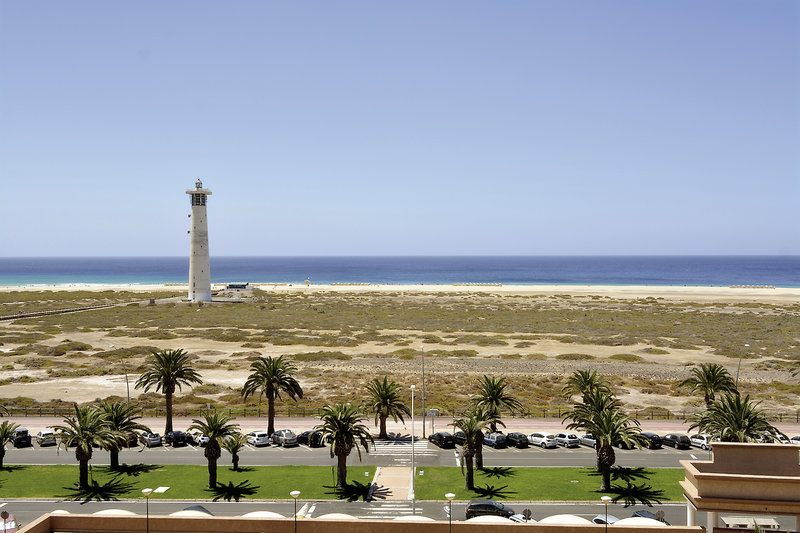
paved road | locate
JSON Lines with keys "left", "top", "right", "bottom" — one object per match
{"left": 2, "top": 499, "right": 692, "bottom": 527}
{"left": 4, "top": 440, "right": 711, "bottom": 469}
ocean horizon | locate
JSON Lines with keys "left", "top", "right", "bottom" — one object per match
{"left": 1, "top": 256, "right": 798, "bottom": 288}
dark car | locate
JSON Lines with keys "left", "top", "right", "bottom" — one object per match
{"left": 465, "top": 499, "right": 516, "bottom": 520}
{"left": 12, "top": 428, "right": 31, "bottom": 448}
{"left": 484, "top": 432, "right": 507, "bottom": 448}
{"left": 453, "top": 431, "right": 467, "bottom": 446}
{"left": 641, "top": 432, "right": 663, "bottom": 449}
{"left": 165, "top": 430, "right": 188, "bottom": 447}
{"left": 506, "top": 432, "right": 529, "bottom": 448}
{"left": 297, "top": 430, "right": 326, "bottom": 447}
{"left": 633, "top": 509, "right": 670, "bottom": 525}
{"left": 122, "top": 431, "right": 139, "bottom": 447}
{"left": 428, "top": 432, "right": 456, "bottom": 449}
{"left": 662, "top": 433, "right": 691, "bottom": 449}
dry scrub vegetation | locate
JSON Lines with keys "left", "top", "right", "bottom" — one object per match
{"left": 0, "top": 289, "right": 798, "bottom": 417}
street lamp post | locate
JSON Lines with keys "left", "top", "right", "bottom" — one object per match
{"left": 736, "top": 344, "right": 749, "bottom": 390}
{"left": 142, "top": 488, "right": 153, "bottom": 533}
{"left": 111, "top": 345, "right": 130, "bottom": 405}
{"left": 445, "top": 493, "right": 455, "bottom": 533}
{"left": 421, "top": 345, "right": 426, "bottom": 438}
{"left": 290, "top": 490, "right": 301, "bottom": 533}
{"left": 601, "top": 496, "right": 612, "bottom": 533}
{"left": 410, "top": 384, "right": 416, "bottom": 514}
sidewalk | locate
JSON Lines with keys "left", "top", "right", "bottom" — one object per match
{"left": 371, "top": 467, "right": 412, "bottom": 501}
{"left": 6, "top": 415, "right": 799, "bottom": 436}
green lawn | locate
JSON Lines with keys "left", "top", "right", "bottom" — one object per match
{"left": 414, "top": 467, "right": 684, "bottom": 502}
{"left": 0, "top": 464, "right": 376, "bottom": 501}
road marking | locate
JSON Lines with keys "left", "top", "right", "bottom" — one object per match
{"left": 0, "top": 503, "right": 6, "bottom": 508}
{"left": 690, "top": 454, "right": 697, "bottom": 459}
{"left": 245, "top": 444, "right": 256, "bottom": 451}
{"left": 305, "top": 504, "right": 316, "bottom": 518}
{"left": 296, "top": 503, "right": 309, "bottom": 517}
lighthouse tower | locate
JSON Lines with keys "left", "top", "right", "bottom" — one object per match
{"left": 186, "top": 179, "right": 212, "bottom": 302}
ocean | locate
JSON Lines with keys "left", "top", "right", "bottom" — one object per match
{"left": 0, "top": 256, "right": 798, "bottom": 288}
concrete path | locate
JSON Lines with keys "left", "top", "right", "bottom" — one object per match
{"left": 371, "top": 466, "right": 413, "bottom": 501}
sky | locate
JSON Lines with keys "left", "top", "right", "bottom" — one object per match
{"left": 1, "top": 1, "right": 798, "bottom": 256}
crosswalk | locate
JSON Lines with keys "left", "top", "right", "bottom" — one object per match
{"left": 346, "top": 501, "right": 445, "bottom": 520}
{"left": 369, "top": 442, "right": 437, "bottom": 464}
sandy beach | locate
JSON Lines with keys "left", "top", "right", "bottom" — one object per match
{"left": 2, "top": 282, "right": 799, "bottom": 303}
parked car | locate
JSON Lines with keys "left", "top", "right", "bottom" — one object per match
{"left": 453, "top": 431, "right": 467, "bottom": 446}
{"left": 529, "top": 432, "right": 557, "bottom": 448}
{"left": 35, "top": 430, "right": 57, "bottom": 447}
{"left": 633, "top": 509, "right": 670, "bottom": 525}
{"left": 465, "top": 499, "right": 516, "bottom": 520}
{"left": 12, "top": 428, "right": 31, "bottom": 448}
{"left": 555, "top": 432, "right": 580, "bottom": 448}
{"left": 592, "top": 514, "right": 620, "bottom": 525}
{"left": 579, "top": 433, "right": 597, "bottom": 448}
{"left": 641, "top": 432, "right": 663, "bottom": 449}
{"left": 689, "top": 434, "right": 714, "bottom": 450}
{"left": 297, "top": 430, "right": 326, "bottom": 447}
{"left": 122, "top": 431, "right": 139, "bottom": 447}
{"left": 190, "top": 431, "right": 210, "bottom": 447}
{"left": 165, "top": 431, "right": 188, "bottom": 447}
{"left": 614, "top": 439, "right": 636, "bottom": 450}
{"left": 246, "top": 431, "right": 270, "bottom": 447}
{"left": 506, "top": 432, "right": 529, "bottom": 448}
{"left": 428, "top": 432, "right": 456, "bottom": 449}
{"left": 789, "top": 435, "right": 800, "bottom": 445}
{"left": 483, "top": 432, "right": 507, "bottom": 448}
{"left": 662, "top": 433, "right": 691, "bottom": 449}
{"left": 139, "top": 432, "right": 162, "bottom": 447}
{"left": 270, "top": 429, "right": 298, "bottom": 447}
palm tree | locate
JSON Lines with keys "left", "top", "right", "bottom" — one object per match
{"left": 470, "top": 405, "right": 503, "bottom": 470}
{"left": 221, "top": 433, "right": 248, "bottom": 471}
{"left": 188, "top": 412, "right": 240, "bottom": 488}
{"left": 365, "top": 376, "right": 411, "bottom": 439}
{"left": 564, "top": 389, "right": 647, "bottom": 491}
{"left": 53, "top": 405, "right": 120, "bottom": 490}
{"left": 100, "top": 401, "right": 151, "bottom": 469}
{"left": 471, "top": 375, "right": 522, "bottom": 433}
{"left": 689, "top": 393, "right": 782, "bottom": 442}
{"left": 135, "top": 349, "right": 203, "bottom": 434}
{"left": 241, "top": 355, "right": 303, "bottom": 435}
{"left": 679, "top": 363, "right": 737, "bottom": 407}
{"left": 0, "top": 420, "right": 20, "bottom": 469}
{"left": 562, "top": 369, "right": 611, "bottom": 401}
{"left": 315, "top": 403, "right": 373, "bottom": 488}
{"left": 451, "top": 409, "right": 489, "bottom": 490}
{"left": 0, "top": 405, "right": 8, "bottom": 417}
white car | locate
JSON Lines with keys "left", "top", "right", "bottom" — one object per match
{"left": 191, "top": 431, "right": 209, "bottom": 446}
{"left": 36, "top": 430, "right": 57, "bottom": 446}
{"left": 689, "top": 433, "right": 714, "bottom": 450}
{"left": 789, "top": 435, "right": 800, "bottom": 445}
{"left": 247, "top": 431, "right": 270, "bottom": 447}
{"left": 555, "top": 432, "right": 581, "bottom": 448}
{"left": 528, "top": 432, "right": 557, "bottom": 448}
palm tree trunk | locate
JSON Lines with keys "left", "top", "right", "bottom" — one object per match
{"left": 79, "top": 458, "right": 89, "bottom": 490}
{"left": 379, "top": 414, "right": 388, "bottom": 439}
{"left": 110, "top": 447, "right": 119, "bottom": 470}
{"left": 232, "top": 453, "right": 239, "bottom": 471}
{"left": 475, "top": 432, "right": 484, "bottom": 470}
{"left": 336, "top": 452, "right": 348, "bottom": 488}
{"left": 464, "top": 451, "right": 475, "bottom": 490}
{"left": 598, "top": 445, "right": 615, "bottom": 491}
{"left": 0, "top": 448, "right": 5, "bottom": 469}
{"left": 207, "top": 457, "right": 217, "bottom": 488}
{"left": 267, "top": 395, "right": 276, "bottom": 435}
{"left": 165, "top": 391, "right": 174, "bottom": 434}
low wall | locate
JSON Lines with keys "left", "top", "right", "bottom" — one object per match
{"left": 20, "top": 514, "right": 704, "bottom": 533}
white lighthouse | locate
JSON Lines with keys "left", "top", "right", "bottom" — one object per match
{"left": 186, "top": 179, "right": 212, "bottom": 302}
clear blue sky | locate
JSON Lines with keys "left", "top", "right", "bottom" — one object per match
{"left": 1, "top": 1, "right": 798, "bottom": 256}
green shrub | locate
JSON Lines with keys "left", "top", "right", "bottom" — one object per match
{"left": 609, "top": 353, "right": 643, "bottom": 362}
{"left": 555, "top": 353, "right": 595, "bottom": 360}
